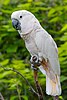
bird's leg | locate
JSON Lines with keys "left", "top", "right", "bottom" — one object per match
{"left": 53, "top": 95, "right": 59, "bottom": 100}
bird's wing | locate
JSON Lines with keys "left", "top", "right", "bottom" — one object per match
{"left": 35, "top": 30, "right": 60, "bottom": 77}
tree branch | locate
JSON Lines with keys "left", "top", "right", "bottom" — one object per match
{"left": 0, "top": 64, "right": 39, "bottom": 96}
{"left": 33, "top": 67, "right": 44, "bottom": 100}
{"left": 0, "top": 92, "right": 4, "bottom": 100}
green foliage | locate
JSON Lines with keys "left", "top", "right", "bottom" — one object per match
{"left": 0, "top": 0, "right": 67, "bottom": 100}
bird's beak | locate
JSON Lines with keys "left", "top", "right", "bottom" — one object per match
{"left": 12, "top": 19, "right": 21, "bottom": 30}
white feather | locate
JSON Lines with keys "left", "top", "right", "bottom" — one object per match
{"left": 35, "top": 29, "right": 60, "bottom": 75}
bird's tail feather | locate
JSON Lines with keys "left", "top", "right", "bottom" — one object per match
{"left": 46, "top": 75, "right": 61, "bottom": 96}
{"left": 39, "top": 65, "right": 61, "bottom": 96}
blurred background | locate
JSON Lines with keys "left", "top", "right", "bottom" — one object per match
{"left": 0, "top": 0, "right": 67, "bottom": 100}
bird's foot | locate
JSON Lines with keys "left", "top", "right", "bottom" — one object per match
{"left": 30, "top": 55, "right": 41, "bottom": 66}
{"left": 30, "top": 55, "right": 41, "bottom": 70}
{"left": 31, "top": 64, "right": 38, "bottom": 71}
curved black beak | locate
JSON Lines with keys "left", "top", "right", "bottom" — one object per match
{"left": 12, "top": 19, "right": 21, "bottom": 30}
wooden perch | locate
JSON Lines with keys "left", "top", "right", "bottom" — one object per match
{"left": 33, "top": 69, "right": 44, "bottom": 100}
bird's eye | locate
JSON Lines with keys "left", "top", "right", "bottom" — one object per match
{"left": 20, "top": 16, "right": 22, "bottom": 18}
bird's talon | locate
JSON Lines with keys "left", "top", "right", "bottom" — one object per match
{"left": 31, "top": 64, "right": 38, "bottom": 71}
{"left": 30, "top": 55, "right": 38, "bottom": 63}
{"left": 30, "top": 55, "right": 41, "bottom": 66}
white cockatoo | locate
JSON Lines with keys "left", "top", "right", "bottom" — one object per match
{"left": 11, "top": 10, "right": 61, "bottom": 97}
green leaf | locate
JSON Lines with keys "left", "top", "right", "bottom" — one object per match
{"left": 49, "top": 17, "right": 59, "bottom": 23}
{"left": 48, "top": 8, "right": 56, "bottom": 17}
{"left": 60, "top": 24, "right": 67, "bottom": 33}
{"left": 6, "top": 45, "right": 17, "bottom": 53}
{"left": 22, "top": 95, "right": 28, "bottom": 100}
{"left": 0, "top": 71, "right": 12, "bottom": 79}
{"left": 60, "top": 32, "right": 67, "bottom": 41}
{"left": 28, "top": 0, "right": 32, "bottom": 3}
{"left": 0, "top": 59, "right": 9, "bottom": 66}
{"left": 60, "top": 75, "right": 67, "bottom": 82}
{"left": 10, "top": 96, "right": 17, "bottom": 100}
{"left": 59, "top": 96, "right": 64, "bottom": 100}
{"left": 3, "top": 0, "right": 10, "bottom": 5}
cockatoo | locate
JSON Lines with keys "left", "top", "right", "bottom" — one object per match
{"left": 11, "top": 10, "right": 61, "bottom": 97}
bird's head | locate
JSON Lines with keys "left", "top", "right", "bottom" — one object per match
{"left": 11, "top": 10, "right": 37, "bottom": 34}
